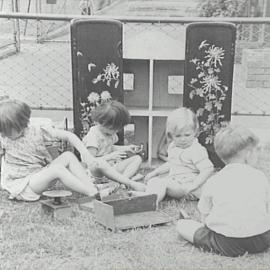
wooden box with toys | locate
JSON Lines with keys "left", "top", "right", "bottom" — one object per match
{"left": 80, "top": 191, "right": 173, "bottom": 232}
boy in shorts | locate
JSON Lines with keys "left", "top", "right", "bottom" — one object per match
{"left": 176, "top": 124, "right": 270, "bottom": 257}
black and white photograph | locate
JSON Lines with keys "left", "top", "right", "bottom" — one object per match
{"left": 1, "top": 0, "right": 270, "bottom": 269}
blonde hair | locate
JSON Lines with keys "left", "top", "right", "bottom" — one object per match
{"left": 0, "top": 99, "right": 31, "bottom": 137}
{"left": 166, "top": 107, "right": 199, "bottom": 139}
{"left": 214, "top": 124, "right": 259, "bottom": 163}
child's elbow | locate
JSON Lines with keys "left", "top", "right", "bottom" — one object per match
{"left": 203, "top": 167, "right": 215, "bottom": 176}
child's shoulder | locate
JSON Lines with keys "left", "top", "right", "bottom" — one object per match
{"left": 189, "top": 139, "right": 208, "bottom": 155}
{"left": 89, "top": 125, "right": 99, "bottom": 132}
{"left": 219, "top": 163, "right": 267, "bottom": 183}
{"left": 83, "top": 125, "right": 101, "bottom": 142}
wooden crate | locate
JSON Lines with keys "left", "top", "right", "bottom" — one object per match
{"left": 93, "top": 194, "right": 173, "bottom": 231}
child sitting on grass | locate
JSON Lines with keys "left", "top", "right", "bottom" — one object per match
{"left": 0, "top": 99, "right": 145, "bottom": 202}
{"left": 83, "top": 100, "right": 143, "bottom": 181}
{"left": 133, "top": 107, "right": 214, "bottom": 203}
{"left": 176, "top": 124, "right": 270, "bottom": 257}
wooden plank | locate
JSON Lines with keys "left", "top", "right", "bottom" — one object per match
{"left": 115, "top": 210, "right": 173, "bottom": 230}
{"left": 133, "top": 116, "right": 148, "bottom": 153}
{"left": 152, "top": 117, "right": 167, "bottom": 159}
{"left": 80, "top": 201, "right": 95, "bottom": 213}
{"left": 103, "top": 194, "right": 157, "bottom": 215}
{"left": 153, "top": 60, "right": 183, "bottom": 109}
{"left": 148, "top": 59, "right": 154, "bottom": 165}
{"left": 123, "top": 59, "right": 149, "bottom": 108}
{"left": 94, "top": 200, "right": 115, "bottom": 230}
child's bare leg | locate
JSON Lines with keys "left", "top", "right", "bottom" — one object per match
{"left": 190, "top": 186, "right": 202, "bottom": 199}
{"left": 116, "top": 155, "right": 142, "bottom": 178}
{"left": 29, "top": 164, "right": 97, "bottom": 197}
{"left": 145, "top": 177, "right": 169, "bottom": 203}
{"left": 176, "top": 219, "right": 204, "bottom": 243}
{"left": 166, "top": 181, "right": 187, "bottom": 199}
{"left": 144, "top": 178, "right": 187, "bottom": 203}
{"left": 51, "top": 151, "right": 90, "bottom": 183}
{"left": 91, "top": 159, "right": 146, "bottom": 191}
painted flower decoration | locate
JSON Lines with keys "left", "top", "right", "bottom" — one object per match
{"left": 87, "top": 92, "right": 100, "bottom": 104}
{"left": 80, "top": 91, "right": 112, "bottom": 137}
{"left": 204, "top": 44, "right": 225, "bottom": 67}
{"left": 188, "top": 40, "right": 228, "bottom": 145}
{"left": 100, "top": 91, "right": 112, "bottom": 102}
{"left": 92, "top": 63, "right": 120, "bottom": 88}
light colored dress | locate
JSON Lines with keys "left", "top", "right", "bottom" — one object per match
{"left": 167, "top": 138, "right": 213, "bottom": 187}
{"left": 83, "top": 125, "right": 122, "bottom": 165}
{"left": 83, "top": 125, "right": 118, "bottom": 157}
{"left": 0, "top": 125, "right": 56, "bottom": 199}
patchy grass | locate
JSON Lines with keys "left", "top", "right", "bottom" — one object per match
{"left": 2, "top": 146, "right": 270, "bottom": 270}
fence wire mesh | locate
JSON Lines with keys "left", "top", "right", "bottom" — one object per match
{"left": 1, "top": 15, "right": 270, "bottom": 115}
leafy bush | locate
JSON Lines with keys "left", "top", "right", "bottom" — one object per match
{"left": 197, "top": 0, "right": 248, "bottom": 17}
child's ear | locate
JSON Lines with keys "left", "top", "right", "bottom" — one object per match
{"left": 245, "top": 149, "right": 251, "bottom": 163}
{"left": 245, "top": 147, "right": 258, "bottom": 166}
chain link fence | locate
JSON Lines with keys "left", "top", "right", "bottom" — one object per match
{"left": 1, "top": 14, "right": 270, "bottom": 115}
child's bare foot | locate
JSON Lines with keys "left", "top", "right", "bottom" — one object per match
{"left": 97, "top": 182, "right": 120, "bottom": 199}
{"left": 130, "top": 173, "right": 144, "bottom": 181}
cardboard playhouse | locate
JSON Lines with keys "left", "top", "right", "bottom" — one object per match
{"left": 70, "top": 19, "right": 236, "bottom": 166}
{"left": 70, "top": 19, "right": 236, "bottom": 229}
{"left": 70, "top": 18, "right": 186, "bottom": 164}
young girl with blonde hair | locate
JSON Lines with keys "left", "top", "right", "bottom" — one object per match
{"left": 136, "top": 107, "right": 214, "bottom": 203}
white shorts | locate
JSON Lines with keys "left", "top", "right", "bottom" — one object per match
{"left": 12, "top": 184, "right": 40, "bottom": 202}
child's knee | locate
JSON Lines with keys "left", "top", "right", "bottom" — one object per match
{"left": 127, "top": 154, "right": 143, "bottom": 165}
{"left": 49, "top": 163, "right": 66, "bottom": 176}
{"left": 60, "top": 151, "right": 76, "bottom": 160}
{"left": 146, "top": 177, "right": 167, "bottom": 195}
{"left": 134, "top": 154, "right": 143, "bottom": 164}
{"left": 176, "top": 219, "right": 204, "bottom": 243}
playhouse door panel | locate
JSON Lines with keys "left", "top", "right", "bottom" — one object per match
{"left": 183, "top": 22, "right": 236, "bottom": 167}
{"left": 71, "top": 19, "right": 123, "bottom": 139}
{"left": 184, "top": 22, "right": 236, "bottom": 119}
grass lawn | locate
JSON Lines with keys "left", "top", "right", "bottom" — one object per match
{"left": 2, "top": 145, "right": 270, "bottom": 270}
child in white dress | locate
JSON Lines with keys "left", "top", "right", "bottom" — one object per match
{"left": 137, "top": 107, "right": 214, "bottom": 203}
{"left": 83, "top": 100, "right": 143, "bottom": 181}
{"left": 0, "top": 99, "right": 144, "bottom": 201}
{"left": 177, "top": 125, "right": 270, "bottom": 257}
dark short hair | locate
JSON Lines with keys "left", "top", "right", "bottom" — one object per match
{"left": 91, "top": 100, "right": 130, "bottom": 131}
{"left": 0, "top": 99, "right": 31, "bottom": 137}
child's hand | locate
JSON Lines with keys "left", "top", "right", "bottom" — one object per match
{"left": 125, "top": 144, "right": 139, "bottom": 153}
{"left": 107, "top": 151, "right": 127, "bottom": 160}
